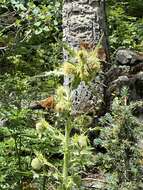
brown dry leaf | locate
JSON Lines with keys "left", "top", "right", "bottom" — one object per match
{"left": 40, "top": 96, "right": 55, "bottom": 109}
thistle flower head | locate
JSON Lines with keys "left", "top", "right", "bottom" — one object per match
{"left": 87, "top": 50, "right": 101, "bottom": 72}
{"left": 73, "top": 134, "right": 87, "bottom": 147}
{"left": 55, "top": 85, "right": 71, "bottom": 113}
{"left": 62, "top": 62, "right": 76, "bottom": 75}
{"left": 55, "top": 100, "right": 71, "bottom": 113}
{"left": 76, "top": 49, "right": 87, "bottom": 64}
{"left": 36, "top": 119, "right": 50, "bottom": 138}
{"left": 78, "top": 134, "right": 87, "bottom": 147}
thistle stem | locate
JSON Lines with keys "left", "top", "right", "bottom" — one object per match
{"left": 63, "top": 118, "right": 71, "bottom": 189}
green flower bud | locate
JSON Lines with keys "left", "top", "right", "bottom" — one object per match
{"left": 31, "top": 157, "right": 42, "bottom": 171}
{"left": 36, "top": 119, "right": 50, "bottom": 138}
{"left": 78, "top": 135, "right": 87, "bottom": 147}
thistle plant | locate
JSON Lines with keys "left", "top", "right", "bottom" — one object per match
{"left": 32, "top": 43, "right": 103, "bottom": 189}
{"left": 57, "top": 45, "right": 103, "bottom": 189}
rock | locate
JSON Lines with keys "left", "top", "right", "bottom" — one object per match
{"left": 116, "top": 48, "right": 143, "bottom": 65}
{"left": 105, "top": 66, "right": 130, "bottom": 84}
{"left": 105, "top": 48, "right": 143, "bottom": 112}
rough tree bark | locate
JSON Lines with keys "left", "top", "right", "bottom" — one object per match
{"left": 63, "top": 0, "right": 108, "bottom": 52}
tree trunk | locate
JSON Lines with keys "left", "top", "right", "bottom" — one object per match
{"left": 63, "top": 0, "right": 109, "bottom": 56}
{"left": 62, "top": 0, "right": 109, "bottom": 116}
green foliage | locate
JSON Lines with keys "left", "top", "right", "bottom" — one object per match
{"left": 0, "top": 0, "right": 62, "bottom": 75}
{"left": 96, "top": 88, "right": 143, "bottom": 189}
{"left": 0, "top": 0, "right": 143, "bottom": 189}
{"left": 0, "top": 0, "right": 63, "bottom": 188}
{"left": 126, "top": 0, "right": 143, "bottom": 18}
{"left": 108, "top": 1, "right": 143, "bottom": 52}
{"left": 0, "top": 8, "right": 97, "bottom": 188}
